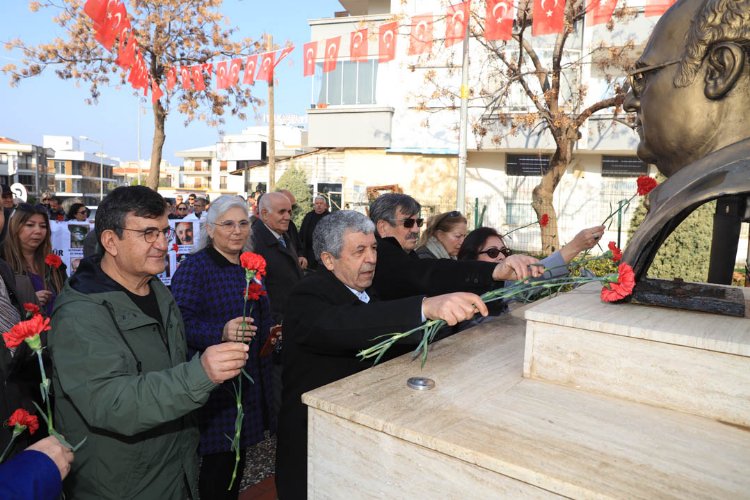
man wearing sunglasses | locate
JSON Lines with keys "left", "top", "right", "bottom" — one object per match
{"left": 622, "top": 0, "right": 750, "bottom": 284}
{"left": 49, "top": 186, "right": 250, "bottom": 498}
{"left": 369, "top": 193, "right": 543, "bottom": 300}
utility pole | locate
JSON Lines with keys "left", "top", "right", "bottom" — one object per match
{"left": 267, "top": 34, "right": 276, "bottom": 192}
{"left": 456, "top": 13, "right": 470, "bottom": 213}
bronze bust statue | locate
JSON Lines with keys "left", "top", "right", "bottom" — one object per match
{"left": 621, "top": 0, "right": 750, "bottom": 314}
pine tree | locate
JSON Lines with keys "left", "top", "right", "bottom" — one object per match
{"left": 277, "top": 166, "right": 311, "bottom": 228}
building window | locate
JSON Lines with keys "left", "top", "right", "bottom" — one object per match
{"left": 220, "top": 175, "right": 227, "bottom": 190}
{"left": 72, "top": 163, "right": 82, "bottom": 176}
{"left": 317, "top": 183, "right": 343, "bottom": 211}
{"left": 506, "top": 154, "right": 551, "bottom": 176}
{"left": 316, "top": 60, "right": 377, "bottom": 106}
{"left": 220, "top": 161, "right": 228, "bottom": 172}
{"left": 194, "top": 160, "right": 202, "bottom": 170}
{"left": 55, "top": 180, "right": 66, "bottom": 192}
{"left": 72, "top": 179, "right": 82, "bottom": 193}
{"left": 54, "top": 161, "right": 66, "bottom": 175}
{"left": 601, "top": 156, "right": 648, "bottom": 177}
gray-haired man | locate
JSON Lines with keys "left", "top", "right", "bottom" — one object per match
{"left": 275, "top": 210, "right": 488, "bottom": 499}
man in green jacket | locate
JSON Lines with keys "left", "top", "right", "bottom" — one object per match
{"left": 49, "top": 186, "right": 250, "bottom": 499}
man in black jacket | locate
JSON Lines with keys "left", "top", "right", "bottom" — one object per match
{"left": 298, "top": 195, "right": 330, "bottom": 271}
{"left": 275, "top": 210, "right": 487, "bottom": 499}
{"left": 369, "top": 193, "right": 541, "bottom": 300}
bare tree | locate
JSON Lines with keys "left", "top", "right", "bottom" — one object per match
{"left": 414, "top": 0, "right": 637, "bottom": 252}
{"left": 3, "top": 0, "right": 262, "bottom": 190}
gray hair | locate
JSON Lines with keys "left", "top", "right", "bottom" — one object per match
{"left": 195, "top": 194, "right": 252, "bottom": 252}
{"left": 368, "top": 193, "right": 421, "bottom": 227}
{"left": 313, "top": 195, "right": 328, "bottom": 204}
{"left": 675, "top": 0, "right": 750, "bottom": 87}
{"left": 313, "top": 210, "right": 375, "bottom": 262}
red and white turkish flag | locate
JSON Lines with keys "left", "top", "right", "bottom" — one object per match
{"left": 323, "top": 36, "right": 341, "bottom": 73}
{"left": 378, "top": 22, "right": 398, "bottom": 63}
{"left": 485, "top": 0, "right": 514, "bottom": 41}
{"left": 95, "top": 1, "right": 130, "bottom": 51}
{"left": 83, "top": 0, "right": 109, "bottom": 24}
{"left": 243, "top": 55, "right": 258, "bottom": 85}
{"left": 445, "top": 1, "right": 470, "bottom": 47}
{"left": 215, "top": 61, "right": 228, "bottom": 89}
{"left": 227, "top": 59, "right": 242, "bottom": 87}
{"left": 275, "top": 45, "right": 294, "bottom": 67}
{"left": 115, "top": 29, "right": 136, "bottom": 69}
{"left": 191, "top": 65, "right": 206, "bottom": 91}
{"left": 151, "top": 79, "right": 163, "bottom": 104}
{"left": 350, "top": 29, "right": 369, "bottom": 62}
{"left": 180, "top": 66, "right": 192, "bottom": 90}
{"left": 532, "top": 0, "right": 566, "bottom": 36}
{"left": 128, "top": 54, "right": 148, "bottom": 90}
{"left": 409, "top": 14, "right": 434, "bottom": 56}
{"left": 303, "top": 41, "right": 317, "bottom": 77}
{"left": 256, "top": 52, "right": 275, "bottom": 83}
{"left": 166, "top": 67, "right": 177, "bottom": 91}
{"left": 586, "top": 0, "right": 617, "bottom": 25}
{"left": 645, "top": 0, "right": 676, "bottom": 16}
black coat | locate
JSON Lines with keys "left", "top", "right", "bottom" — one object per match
{"left": 275, "top": 269, "right": 423, "bottom": 500}
{"left": 251, "top": 219, "right": 303, "bottom": 323}
{"left": 298, "top": 210, "right": 329, "bottom": 269}
{"left": 371, "top": 235, "right": 499, "bottom": 300}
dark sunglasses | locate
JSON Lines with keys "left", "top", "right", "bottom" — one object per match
{"left": 479, "top": 247, "right": 512, "bottom": 259}
{"left": 391, "top": 217, "right": 424, "bottom": 228}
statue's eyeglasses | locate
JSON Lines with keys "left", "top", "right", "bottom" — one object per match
{"left": 627, "top": 59, "right": 680, "bottom": 98}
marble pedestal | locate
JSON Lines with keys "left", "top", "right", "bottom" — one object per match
{"left": 303, "top": 286, "right": 750, "bottom": 499}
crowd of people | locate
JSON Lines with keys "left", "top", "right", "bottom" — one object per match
{"left": 0, "top": 181, "right": 607, "bottom": 499}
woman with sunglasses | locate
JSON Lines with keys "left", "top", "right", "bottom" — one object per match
{"left": 170, "top": 195, "right": 274, "bottom": 500}
{"left": 459, "top": 224, "right": 606, "bottom": 277}
{"left": 415, "top": 211, "right": 468, "bottom": 260}
{"left": 170, "top": 203, "right": 189, "bottom": 219}
{"left": 65, "top": 203, "right": 89, "bottom": 222}
{"left": 2, "top": 204, "right": 66, "bottom": 315}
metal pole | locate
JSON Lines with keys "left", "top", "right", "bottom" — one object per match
{"left": 267, "top": 34, "right": 276, "bottom": 191}
{"left": 456, "top": 13, "right": 470, "bottom": 212}
{"left": 100, "top": 143, "right": 104, "bottom": 202}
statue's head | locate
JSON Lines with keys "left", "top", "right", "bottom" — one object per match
{"left": 624, "top": 0, "right": 750, "bottom": 177}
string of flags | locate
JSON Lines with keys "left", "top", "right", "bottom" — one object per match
{"left": 83, "top": 0, "right": 676, "bottom": 102}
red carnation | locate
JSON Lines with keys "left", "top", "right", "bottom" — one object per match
{"left": 601, "top": 262, "right": 636, "bottom": 302}
{"left": 240, "top": 252, "right": 267, "bottom": 278}
{"left": 607, "top": 241, "right": 622, "bottom": 262}
{"left": 23, "top": 303, "right": 40, "bottom": 317}
{"left": 245, "top": 281, "right": 267, "bottom": 301}
{"left": 172, "top": 243, "right": 179, "bottom": 252}
{"left": 45, "top": 254, "right": 63, "bottom": 269}
{"left": 539, "top": 214, "right": 550, "bottom": 227}
{"left": 2, "top": 314, "right": 51, "bottom": 350}
{"left": 6, "top": 408, "right": 39, "bottom": 435}
{"left": 636, "top": 176, "right": 658, "bottom": 196}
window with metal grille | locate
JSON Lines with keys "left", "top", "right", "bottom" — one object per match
{"left": 506, "top": 154, "right": 551, "bottom": 176}
{"left": 601, "top": 156, "right": 648, "bottom": 177}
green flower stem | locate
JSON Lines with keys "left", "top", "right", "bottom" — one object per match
{"left": 35, "top": 350, "right": 53, "bottom": 433}
{"left": 357, "top": 272, "right": 616, "bottom": 367}
{"left": 601, "top": 194, "right": 636, "bottom": 227}
{"left": 0, "top": 430, "right": 20, "bottom": 463}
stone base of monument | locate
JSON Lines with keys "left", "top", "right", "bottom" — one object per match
{"left": 303, "top": 284, "right": 750, "bottom": 498}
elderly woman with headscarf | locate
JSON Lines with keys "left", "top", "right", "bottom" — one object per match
{"left": 170, "top": 195, "right": 274, "bottom": 500}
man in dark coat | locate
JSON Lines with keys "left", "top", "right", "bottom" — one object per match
{"left": 369, "top": 193, "right": 542, "bottom": 300}
{"left": 251, "top": 191, "right": 305, "bottom": 417}
{"left": 298, "top": 195, "right": 330, "bottom": 271}
{"left": 275, "top": 210, "right": 488, "bottom": 499}
{"left": 250, "top": 192, "right": 304, "bottom": 324}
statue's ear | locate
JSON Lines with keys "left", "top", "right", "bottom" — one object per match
{"left": 704, "top": 42, "right": 746, "bottom": 100}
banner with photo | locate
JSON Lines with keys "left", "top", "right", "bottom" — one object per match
{"left": 50, "top": 220, "right": 201, "bottom": 286}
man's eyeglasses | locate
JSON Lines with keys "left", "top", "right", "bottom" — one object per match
{"left": 390, "top": 217, "right": 424, "bottom": 228}
{"left": 214, "top": 220, "right": 251, "bottom": 231}
{"left": 479, "top": 247, "right": 512, "bottom": 259}
{"left": 118, "top": 226, "right": 174, "bottom": 243}
{"left": 177, "top": 206, "right": 188, "bottom": 211}
{"left": 627, "top": 59, "right": 681, "bottom": 98}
